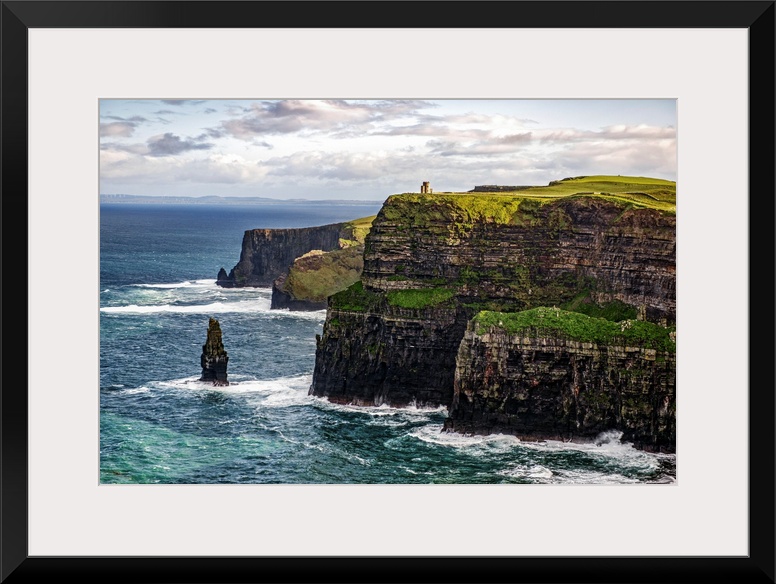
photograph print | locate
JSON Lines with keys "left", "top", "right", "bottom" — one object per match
{"left": 100, "top": 98, "right": 676, "bottom": 485}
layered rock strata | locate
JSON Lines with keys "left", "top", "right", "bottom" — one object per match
{"left": 200, "top": 317, "right": 229, "bottom": 386}
{"left": 444, "top": 309, "right": 676, "bottom": 452}
{"left": 217, "top": 223, "right": 357, "bottom": 288}
{"left": 311, "top": 193, "right": 676, "bottom": 423}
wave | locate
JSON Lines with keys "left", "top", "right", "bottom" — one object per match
{"left": 101, "top": 299, "right": 272, "bottom": 314}
{"left": 498, "top": 465, "right": 642, "bottom": 485}
{"left": 135, "top": 279, "right": 217, "bottom": 289}
{"left": 153, "top": 373, "right": 315, "bottom": 410}
{"left": 408, "top": 425, "right": 522, "bottom": 449}
{"left": 517, "top": 430, "right": 668, "bottom": 469}
{"left": 311, "top": 398, "right": 447, "bottom": 421}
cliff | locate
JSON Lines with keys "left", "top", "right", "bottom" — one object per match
{"left": 271, "top": 246, "right": 364, "bottom": 311}
{"left": 217, "top": 216, "right": 374, "bottom": 289}
{"left": 444, "top": 308, "right": 676, "bottom": 452}
{"left": 217, "top": 223, "right": 349, "bottom": 288}
{"left": 310, "top": 176, "right": 676, "bottom": 448}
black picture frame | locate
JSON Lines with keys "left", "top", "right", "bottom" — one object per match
{"left": 2, "top": 2, "right": 773, "bottom": 583}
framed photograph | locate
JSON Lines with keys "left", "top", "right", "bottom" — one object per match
{"left": 4, "top": 1, "right": 773, "bottom": 582}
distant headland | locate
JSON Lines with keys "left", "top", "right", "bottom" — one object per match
{"left": 99, "top": 194, "right": 382, "bottom": 205}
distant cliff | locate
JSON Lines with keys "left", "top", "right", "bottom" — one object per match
{"left": 310, "top": 177, "right": 676, "bottom": 450}
{"left": 271, "top": 246, "right": 364, "bottom": 311}
{"left": 217, "top": 223, "right": 348, "bottom": 288}
{"left": 217, "top": 217, "right": 373, "bottom": 289}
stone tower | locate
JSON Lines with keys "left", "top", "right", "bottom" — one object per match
{"left": 200, "top": 317, "right": 229, "bottom": 386}
{"left": 420, "top": 181, "right": 432, "bottom": 194}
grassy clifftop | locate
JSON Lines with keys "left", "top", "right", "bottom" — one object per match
{"left": 381, "top": 175, "right": 675, "bottom": 228}
{"left": 340, "top": 215, "right": 376, "bottom": 246}
{"left": 474, "top": 307, "right": 676, "bottom": 352}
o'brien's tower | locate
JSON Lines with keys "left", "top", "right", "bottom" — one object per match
{"left": 420, "top": 181, "right": 432, "bottom": 194}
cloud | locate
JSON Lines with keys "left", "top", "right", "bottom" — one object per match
{"left": 160, "top": 99, "right": 206, "bottom": 106}
{"left": 100, "top": 122, "right": 139, "bottom": 138}
{"left": 537, "top": 124, "right": 676, "bottom": 144}
{"left": 99, "top": 114, "right": 153, "bottom": 137}
{"left": 553, "top": 139, "right": 676, "bottom": 178}
{"left": 100, "top": 150, "right": 267, "bottom": 185}
{"left": 427, "top": 132, "right": 534, "bottom": 156}
{"left": 100, "top": 142, "right": 149, "bottom": 155}
{"left": 218, "top": 99, "right": 434, "bottom": 140}
{"left": 146, "top": 133, "right": 214, "bottom": 157}
{"left": 102, "top": 115, "right": 147, "bottom": 123}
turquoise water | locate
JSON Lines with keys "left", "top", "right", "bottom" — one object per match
{"left": 99, "top": 203, "right": 676, "bottom": 484}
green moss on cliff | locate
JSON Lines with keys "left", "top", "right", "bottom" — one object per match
{"left": 386, "top": 287, "right": 456, "bottom": 309}
{"left": 282, "top": 246, "right": 364, "bottom": 302}
{"left": 561, "top": 292, "right": 639, "bottom": 322}
{"left": 329, "top": 281, "right": 382, "bottom": 312}
{"left": 474, "top": 307, "right": 676, "bottom": 352}
{"left": 342, "top": 215, "right": 376, "bottom": 244}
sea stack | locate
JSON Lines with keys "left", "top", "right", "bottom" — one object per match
{"left": 200, "top": 317, "right": 229, "bottom": 386}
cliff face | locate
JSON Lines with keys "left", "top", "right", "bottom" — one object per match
{"left": 217, "top": 223, "right": 353, "bottom": 288}
{"left": 311, "top": 192, "right": 676, "bottom": 421}
{"left": 361, "top": 195, "right": 675, "bottom": 323}
{"left": 271, "top": 246, "right": 364, "bottom": 311}
{"left": 312, "top": 299, "right": 466, "bottom": 406}
{"left": 444, "top": 310, "right": 676, "bottom": 452}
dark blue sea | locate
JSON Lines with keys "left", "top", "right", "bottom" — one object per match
{"left": 100, "top": 203, "right": 676, "bottom": 484}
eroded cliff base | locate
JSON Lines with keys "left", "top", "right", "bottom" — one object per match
{"left": 443, "top": 308, "right": 676, "bottom": 453}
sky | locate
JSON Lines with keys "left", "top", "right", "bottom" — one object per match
{"left": 100, "top": 99, "right": 676, "bottom": 201}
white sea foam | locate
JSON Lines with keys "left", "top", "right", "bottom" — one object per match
{"left": 408, "top": 425, "right": 522, "bottom": 450}
{"left": 517, "top": 430, "right": 663, "bottom": 470}
{"left": 497, "top": 464, "right": 554, "bottom": 480}
{"left": 311, "top": 398, "right": 447, "bottom": 421}
{"left": 135, "top": 279, "right": 215, "bottom": 289}
{"left": 176, "top": 374, "right": 317, "bottom": 412}
{"left": 100, "top": 299, "right": 271, "bottom": 314}
{"left": 498, "top": 465, "right": 642, "bottom": 484}
{"left": 119, "top": 386, "right": 151, "bottom": 395}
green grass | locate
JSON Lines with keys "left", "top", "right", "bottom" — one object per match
{"left": 283, "top": 246, "right": 363, "bottom": 302}
{"left": 561, "top": 292, "right": 639, "bottom": 322}
{"left": 343, "top": 215, "right": 376, "bottom": 244}
{"left": 474, "top": 307, "right": 676, "bottom": 352}
{"left": 386, "top": 287, "right": 456, "bottom": 309}
{"left": 381, "top": 176, "right": 675, "bottom": 231}
{"left": 329, "top": 281, "right": 382, "bottom": 312}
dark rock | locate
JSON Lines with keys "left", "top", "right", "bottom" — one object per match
{"left": 310, "top": 192, "right": 676, "bottom": 451}
{"left": 216, "top": 267, "right": 234, "bottom": 288}
{"left": 442, "top": 321, "right": 676, "bottom": 453}
{"left": 200, "top": 317, "right": 229, "bottom": 386}
{"left": 217, "top": 222, "right": 364, "bottom": 288}
{"left": 271, "top": 272, "right": 328, "bottom": 311}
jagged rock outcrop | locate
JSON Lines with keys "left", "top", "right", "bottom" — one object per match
{"left": 310, "top": 184, "right": 676, "bottom": 449}
{"left": 217, "top": 217, "right": 374, "bottom": 289}
{"left": 443, "top": 309, "right": 676, "bottom": 452}
{"left": 271, "top": 246, "right": 364, "bottom": 311}
{"left": 200, "top": 317, "right": 229, "bottom": 386}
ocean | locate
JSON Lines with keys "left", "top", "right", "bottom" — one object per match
{"left": 99, "top": 202, "right": 676, "bottom": 484}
